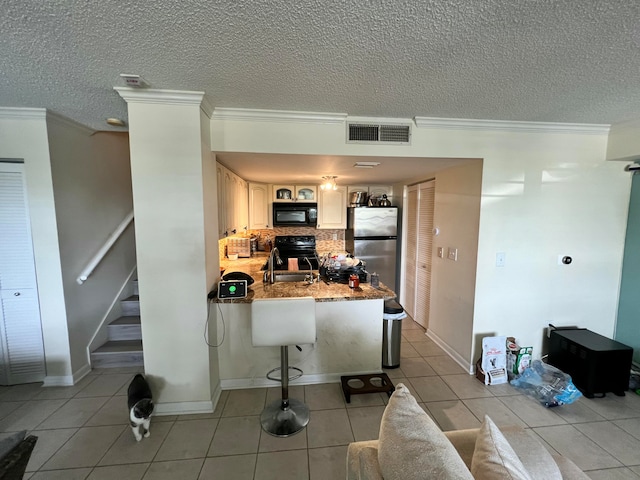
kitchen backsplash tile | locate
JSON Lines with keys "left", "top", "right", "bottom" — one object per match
{"left": 219, "top": 228, "right": 345, "bottom": 261}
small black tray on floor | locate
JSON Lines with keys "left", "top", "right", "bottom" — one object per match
{"left": 340, "top": 373, "right": 395, "bottom": 403}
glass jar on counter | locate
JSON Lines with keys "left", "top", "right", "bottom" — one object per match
{"left": 349, "top": 274, "right": 359, "bottom": 289}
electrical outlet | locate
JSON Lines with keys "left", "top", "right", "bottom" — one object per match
{"left": 332, "top": 233, "right": 338, "bottom": 241}
{"left": 437, "top": 247, "right": 444, "bottom": 258}
{"left": 496, "top": 252, "right": 506, "bottom": 267}
{"left": 447, "top": 247, "right": 458, "bottom": 261}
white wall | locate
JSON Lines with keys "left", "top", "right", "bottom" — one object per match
{"left": 46, "top": 117, "right": 135, "bottom": 375}
{"left": 429, "top": 161, "right": 483, "bottom": 367}
{"left": 211, "top": 117, "right": 630, "bottom": 370}
{"left": 0, "top": 109, "right": 73, "bottom": 380}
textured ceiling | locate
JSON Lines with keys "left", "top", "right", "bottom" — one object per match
{"left": 1, "top": 0, "right": 640, "bottom": 132}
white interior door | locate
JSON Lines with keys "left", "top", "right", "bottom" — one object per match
{"left": 403, "top": 181, "right": 435, "bottom": 329}
{"left": 403, "top": 185, "right": 418, "bottom": 320}
{"left": 0, "top": 162, "right": 45, "bottom": 385}
{"left": 415, "top": 182, "right": 435, "bottom": 329}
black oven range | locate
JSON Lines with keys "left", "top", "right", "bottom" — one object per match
{"left": 261, "top": 235, "right": 319, "bottom": 271}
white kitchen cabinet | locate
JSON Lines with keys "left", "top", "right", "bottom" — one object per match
{"left": 273, "top": 185, "right": 317, "bottom": 202}
{"left": 224, "top": 169, "right": 236, "bottom": 235}
{"left": 236, "top": 176, "right": 248, "bottom": 235}
{"left": 369, "top": 185, "right": 393, "bottom": 198}
{"left": 249, "top": 183, "right": 272, "bottom": 229}
{"left": 217, "top": 162, "right": 249, "bottom": 237}
{"left": 216, "top": 163, "right": 226, "bottom": 238}
{"left": 317, "top": 186, "right": 347, "bottom": 229}
{"left": 347, "top": 185, "right": 370, "bottom": 194}
{"left": 347, "top": 185, "right": 394, "bottom": 204}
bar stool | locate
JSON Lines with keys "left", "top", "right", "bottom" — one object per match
{"left": 251, "top": 297, "right": 316, "bottom": 437}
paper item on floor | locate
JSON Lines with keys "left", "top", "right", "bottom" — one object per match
{"left": 481, "top": 336, "right": 508, "bottom": 385}
{"left": 288, "top": 258, "right": 299, "bottom": 270}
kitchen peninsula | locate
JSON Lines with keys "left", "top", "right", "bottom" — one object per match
{"left": 214, "top": 254, "right": 396, "bottom": 389}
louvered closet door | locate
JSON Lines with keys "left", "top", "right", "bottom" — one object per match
{"left": 414, "top": 182, "right": 435, "bottom": 329}
{"left": 0, "top": 164, "right": 45, "bottom": 385}
{"left": 403, "top": 186, "right": 418, "bottom": 320}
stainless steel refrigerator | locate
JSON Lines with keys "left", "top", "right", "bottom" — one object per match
{"left": 345, "top": 207, "right": 398, "bottom": 291}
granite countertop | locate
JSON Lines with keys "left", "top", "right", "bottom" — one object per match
{"left": 217, "top": 253, "right": 396, "bottom": 303}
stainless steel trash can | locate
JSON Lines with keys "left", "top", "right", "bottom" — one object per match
{"left": 382, "top": 299, "right": 407, "bottom": 368}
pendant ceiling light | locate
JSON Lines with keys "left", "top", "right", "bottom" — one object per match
{"left": 320, "top": 176, "right": 338, "bottom": 190}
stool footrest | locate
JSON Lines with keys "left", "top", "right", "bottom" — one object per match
{"left": 266, "top": 366, "right": 303, "bottom": 383}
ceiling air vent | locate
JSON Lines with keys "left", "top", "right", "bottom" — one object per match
{"left": 347, "top": 123, "right": 411, "bottom": 145}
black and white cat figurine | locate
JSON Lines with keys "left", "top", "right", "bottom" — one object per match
{"left": 127, "top": 374, "right": 154, "bottom": 442}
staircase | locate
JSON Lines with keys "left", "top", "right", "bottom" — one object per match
{"left": 90, "top": 280, "right": 144, "bottom": 368}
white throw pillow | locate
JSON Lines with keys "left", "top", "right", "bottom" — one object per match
{"left": 378, "top": 383, "right": 474, "bottom": 480}
{"left": 470, "top": 415, "right": 533, "bottom": 480}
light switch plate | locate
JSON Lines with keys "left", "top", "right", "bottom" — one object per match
{"left": 437, "top": 247, "right": 444, "bottom": 258}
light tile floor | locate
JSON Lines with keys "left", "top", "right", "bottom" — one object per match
{"left": 3, "top": 317, "right": 640, "bottom": 479}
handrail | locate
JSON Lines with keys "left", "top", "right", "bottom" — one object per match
{"left": 76, "top": 211, "right": 134, "bottom": 285}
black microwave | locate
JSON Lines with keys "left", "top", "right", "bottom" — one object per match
{"left": 273, "top": 202, "right": 317, "bottom": 227}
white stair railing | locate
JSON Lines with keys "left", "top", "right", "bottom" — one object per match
{"left": 76, "top": 211, "right": 134, "bottom": 285}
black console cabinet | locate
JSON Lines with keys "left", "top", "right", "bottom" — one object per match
{"left": 548, "top": 329, "right": 632, "bottom": 398}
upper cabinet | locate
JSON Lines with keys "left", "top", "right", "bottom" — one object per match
{"left": 217, "top": 162, "right": 248, "bottom": 238}
{"left": 273, "top": 185, "right": 317, "bottom": 202}
{"left": 216, "top": 163, "right": 227, "bottom": 238}
{"left": 347, "top": 185, "right": 394, "bottom": 205}
{"left": 368, "top": 185, "right": 393, "bottom": 199}
{"left": 317, "top": 186, "right": 347, "bottom": 229}
{"left": 249, "top": 183, "right": 272, "bottom": 229}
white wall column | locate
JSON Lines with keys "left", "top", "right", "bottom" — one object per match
{"left": 115, "top": 89, "right": 218, "bottom": 414}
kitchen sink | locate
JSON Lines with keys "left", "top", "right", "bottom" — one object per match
{"left": 273, "top": 272, "right": 317, "bottom": 283}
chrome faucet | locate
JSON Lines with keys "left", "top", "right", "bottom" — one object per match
{"left": 268, "top": 247, "right": 283, "bottom": 284}
{"left": 303, "top": 257, "right": 315, "bottom": 284}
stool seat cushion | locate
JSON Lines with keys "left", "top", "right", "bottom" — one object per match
{"left": 251, "top": 297, "right": 316, "bottom": 347}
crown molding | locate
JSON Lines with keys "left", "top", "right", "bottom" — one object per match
{"left": 114, "top": 87, "right": 205, "bottom": 106}
{"left": 414, "top": 116, "right": 611, "bottom": 135}
{"left": 0, "top": 107, "right": 47, "bottom": 120}
{"left": 200, "top": 95, "right": 215, "bottom": 118}
{"left": 46, "top": 111, "right": 96, "bottom": 136}
{"left": 212, "top": 107, "right": 347, "bottom": 124}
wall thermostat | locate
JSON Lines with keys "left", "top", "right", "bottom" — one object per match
{"left": 217, "top": 280, "right": 248, "bottom": 299}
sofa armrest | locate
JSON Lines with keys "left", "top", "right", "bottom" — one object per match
{"left": 444, "top": 428, "right": 480, "bottom": 469}
{"left": 347, "top": 440, "right": 384, "bottom": 480}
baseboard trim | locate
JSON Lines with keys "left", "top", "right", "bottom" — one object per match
{"left": 43, "top": 363, "right": 92, "bottom": 387}
{"left": 220, "top": 371, "right": 377, "bottom": 390}
{"left": 155, "top": 400, "right": 214, "bottom": 416}
{"left": 426, "top": 329, "right": 474, "bottom": 374}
